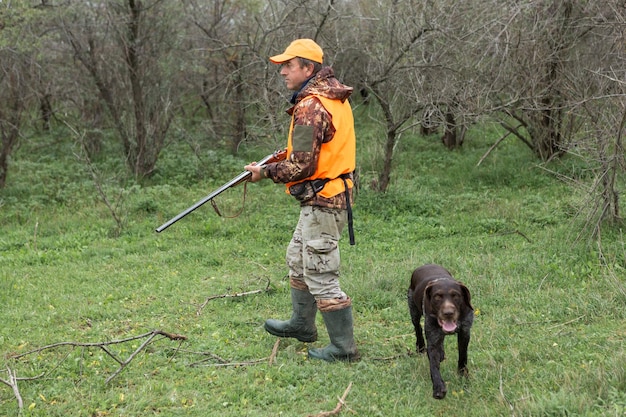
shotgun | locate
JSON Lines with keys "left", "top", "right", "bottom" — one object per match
{"left": 155, "top": 149, "right": 286, "bottom": 233}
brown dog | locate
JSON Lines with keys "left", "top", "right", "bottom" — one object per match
{"left": 407, "top": 264, "right": 474, "bottom": 399}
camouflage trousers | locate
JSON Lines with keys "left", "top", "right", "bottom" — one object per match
{"left": 286, "top": 205, "right": 348, "bottom": 300}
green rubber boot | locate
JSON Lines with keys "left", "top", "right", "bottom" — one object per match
{"left": 308, "top": 306, "right": 360, "bottom": 362}
{"left": 264, "top": 288, "right": 318, "bottom": 342}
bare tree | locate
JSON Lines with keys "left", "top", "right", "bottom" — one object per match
{"left": 0, "top": 4, "right": 43, "bottom": 188}
{"left": 58, "top": 0, "right": 184, "bottom": 179}
{"left": 571, "top": 64, "right": 626, "bottom": 233}
{"left": 0, "top": 52, "right": 28, "bottom": 189}
{"left": 329, "top": 0, "right": 490, "bottom": 191}
{"left": 181, "top": 0, "right": 346, "bottom": 155}
{"left": 488, "top": 1, "right": 593, "bottom": 160}
{"left": 483, "top": 1, "right": 625, "bottom": 227}
{"left": 183, "top": 0, "right": 264, "bottom": 154}
{"left": 3, "top": 0, "right": 622, "bottom": 231}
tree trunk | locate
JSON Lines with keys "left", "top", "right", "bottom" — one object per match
{"left": 530, "top": 1, "right": 573, "bottom": 161}
{"left": 370, "top": 87, "right": 397, "bottom": 193}
{"left": 0, "top": 69, "right": 24, "bottom": 189}
{"left": 40, "top": 93, "right": 52, "bottom": 131}
{"left": 376, "top": 129, "right": 397, "bottom": 192}
{"left": 125, "top": 0, "right": 154, "bottom": 177}
{"left": 0, "top": 119, "right": 21, "bottom": 189}
{"left": 441, "top": 110, "right": 458, "bottom": 149}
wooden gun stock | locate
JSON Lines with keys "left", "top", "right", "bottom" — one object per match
{"left": 155, "top": 149, "right": 286, "bottom": 233}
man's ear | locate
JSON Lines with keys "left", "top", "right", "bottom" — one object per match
{"left": 304, "top": 62, "right": 314, "bottom": 77}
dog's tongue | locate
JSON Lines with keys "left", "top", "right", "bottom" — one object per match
{"left": 441, "top": 320, "right": 457, "bottom": 333}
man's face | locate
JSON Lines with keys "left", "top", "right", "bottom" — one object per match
{"left": 279, "top": 58, "right": 313, "bottom": 91}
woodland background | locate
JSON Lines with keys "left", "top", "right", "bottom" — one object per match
{"left": 1, "top": 0, "right": 624, "bottom": 235}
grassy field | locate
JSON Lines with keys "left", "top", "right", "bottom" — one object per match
{"left": 1, "top": 114, "right": 625, "bottom": 416}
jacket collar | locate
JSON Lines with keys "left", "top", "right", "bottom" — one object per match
{"left": 290, "top": 75, "right": 315, "bottom": 104}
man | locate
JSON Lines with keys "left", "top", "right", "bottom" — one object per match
{"left": 245, "top": 39, "right": 359, "bottom": 362}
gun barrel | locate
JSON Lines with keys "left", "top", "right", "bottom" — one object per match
{"left": 155, "top": 152, "right": 280, "bottom": 233}
{"left": 155, "top": 171, "right": 251, "bottom": 233}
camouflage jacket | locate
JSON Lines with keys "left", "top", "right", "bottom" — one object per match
{"left": 264, "top": 67, "right": 355, "bottom": 210}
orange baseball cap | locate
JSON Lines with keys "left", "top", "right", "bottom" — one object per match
{"left": 269, "top": 39, "right": 323, "bottom": 64}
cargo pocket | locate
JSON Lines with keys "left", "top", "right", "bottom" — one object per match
{"left": 304, "top": 238, "right": 340, "bottom": 274}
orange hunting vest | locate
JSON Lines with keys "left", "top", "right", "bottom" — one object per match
{"left": 286, "top": 95, "right": 356, "bottom": 198}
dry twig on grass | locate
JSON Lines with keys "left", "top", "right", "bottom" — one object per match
{"left": 188, "top": 337, "right": 281, "bottom": 368}
{"left": 268, "top": 338, "right": 280, "bottom": 366}
{"left": 196, "top": 279, "right": 272, "bottom": 316}
{"left": 176, "top": 348, "right": 229, "bottom": 366}
{"left": 193, "top": 358, "right": 269, "bottom": 368}
{"left": 307, "top": 382, "right": 354, "bottom": 417}
{"left": 369, "top": 350, "right": 414, "bottom": 361}
{"left": 187, "top": 350, "right": 268, "bottom": 368}
{"left": 10, "top": 329, "right": 187, "bottom": 384}
{"left": 185, "top": 349, "right": 266, "bottom": 368}
{"left": 476, "top": 130, "right": 514, "bottom": 167}
{"left": 499, "top": 365, "right": 515, "bottom": 415}
{"left": 493, "top": 229, "right": 533, "bottom": 243}
{"left": 0, "top": 367, "right": 25, "bottom": 412}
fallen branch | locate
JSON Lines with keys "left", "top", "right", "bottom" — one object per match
{"left": 188, "top": 354, "right": 268, "bottom": 367}
{"left": 11, "top": 329, "right": 187, "bottom": 384}
{"left": 308, "top": 382, "right": 353, "bottom": 417}
{"left": 0, "top": 367, "right": 47, "bottom": 413}
{"left": 476, "top": 130, "right": 513, "bottom": 167}
{"left": 268, "top": 338, "right": 280, "bottom": 366}
{"left": 547, "top": 315, "right": 586, "bottom": 330}
{"left": 196, "top": 279, "right": 272, "bottom": 316}
{"left": 493, "top": 229, "right": 532, "bottom": 243}
{"left": 195, "top": 358, "right": 268, "bottom": 368}
{"left": 0, "top": 367, "right": 23, "bottom": 412}
{"left": 370, "top": 350, "right": 414, "bottom": 361}
{"left": 499, "top": 366, "right": 515, "bottom": 416}
{"left": 174, "top": 348, "right": 228, "bottom": 364}
{"left": 188, "top": 338, "right": 281, "bottom": 368}
{"left": 185, "top": 348, "right": 270, "bottom": 368}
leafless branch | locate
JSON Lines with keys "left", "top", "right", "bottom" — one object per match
{"left": 493, "top": 229, "right": 533, "bottom": 244}
{"left": 0, "top": 367, "right": 24, "bottom": 412}
{"left": 196, "top": 279, "right": 272, "bottom": 316}
{"left": 307, "top": 382, "right": 354, "bottom": 417}
{"left": 547, "top": 315, "right": 586, "bottom": 330}
{"left": 173, "top": 348, "right": 228, "bottom": 364}
{"left": 499, "top": 366, "right": 516, "bottom": 416}
{"left": 194, "top": 358, "right": 268, "bottom": 368}
{"left": 10, "top": 329, "right": 187, "bottom": 385}
{"left": 268, "top": 338, "right": 280, "bottom": 366}
{"left": 187, "top": 350, "right": 267, "bottom": 368}
{"left": 65, "top": 121, "right": 128, "bottom": 236}
{"left": 476, "top": 131, "right": 513, "bottom": 166}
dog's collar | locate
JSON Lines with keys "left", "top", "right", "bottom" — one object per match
{"left": 428, "top": 276, "right": 453, "bottom": 284}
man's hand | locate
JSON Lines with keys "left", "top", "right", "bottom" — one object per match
{"left": 244, "top": 162, "right": 264, "bottom": 182}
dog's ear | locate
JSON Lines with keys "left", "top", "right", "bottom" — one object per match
{"left": 458, "top": 281, "right": 473, "bottom": 311}
{"left": 423, "top": 281, "right": 436, "bottom": 315}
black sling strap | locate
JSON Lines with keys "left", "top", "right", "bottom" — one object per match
{"left": 340, "top": 174, "right": 355, "bottom": 246}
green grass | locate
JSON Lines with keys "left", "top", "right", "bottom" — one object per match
{"left": 1, "top": 120, "right": 625, "bottom": 416}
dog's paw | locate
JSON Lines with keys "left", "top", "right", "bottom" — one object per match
{"left": 458, "top": 366, "right": 469, "bottom": 377}
{"left": 432, "top": 385, "right": 447, "bottom": 400}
